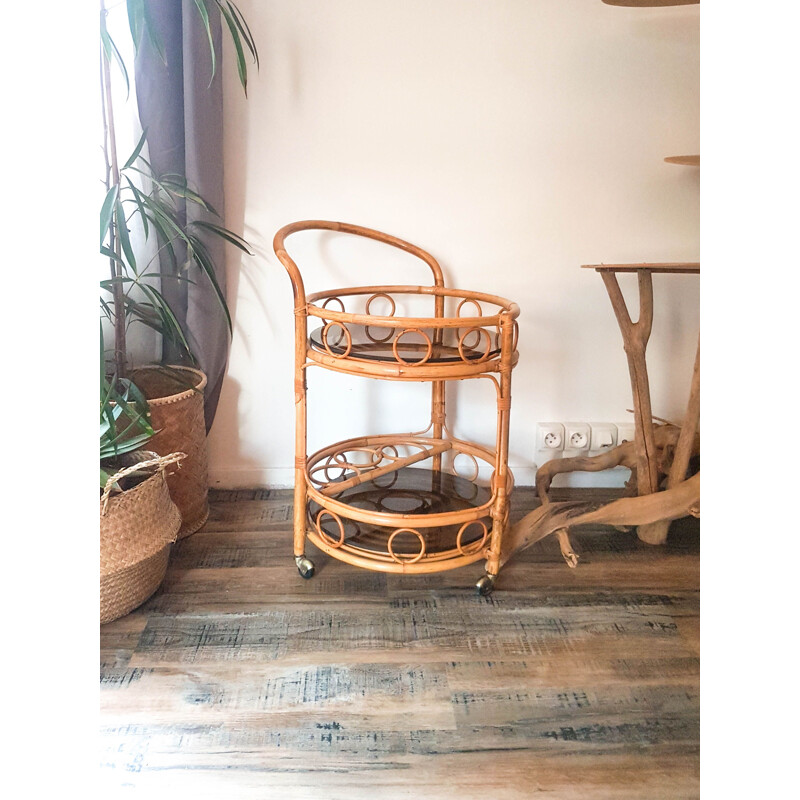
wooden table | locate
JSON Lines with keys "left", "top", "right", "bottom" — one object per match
{"left": 500, "top": 263, "right": 699, "bottom": 568}
{"left": 582, "top": 263, "right": 699, "bottom": 543}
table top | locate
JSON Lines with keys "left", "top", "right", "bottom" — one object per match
{"left": 582, "top": 262, "right": 700, "bottom": 274}
{"left": 664, "top": 155, "right": 700, "bottom": 166}
{"left": 602, "top": 1, "right": 698, "bottom": 6}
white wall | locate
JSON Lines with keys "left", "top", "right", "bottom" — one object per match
{"left": 208, "top": 0, "right": 699, "bottom": 488}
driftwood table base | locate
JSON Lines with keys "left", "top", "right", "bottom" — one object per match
{"left": 503, "top": 264, "right": 700, "bottom": 569}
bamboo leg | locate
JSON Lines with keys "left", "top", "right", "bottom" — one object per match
{"left": 293, "top": 320, "right": 309, "bottom": 560}
{"left": 485, "top": 316, "right": 514, "bottom": 580}
{"left": 431, "top": 380, "right": 446, "bottom": 475}
{"left": 432, "top": 292, "right": 446, "bottom": 477}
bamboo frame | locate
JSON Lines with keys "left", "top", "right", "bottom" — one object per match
{"left": 273, "top": 221, "right": 519, "bottom": 581}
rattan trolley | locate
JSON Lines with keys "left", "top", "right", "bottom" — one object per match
{"left": 274, "top": 221, "right": 519, "bottom": 594}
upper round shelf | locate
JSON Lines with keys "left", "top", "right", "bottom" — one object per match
{"left": 304, "top": 284, "right": 519, "bottom": 380}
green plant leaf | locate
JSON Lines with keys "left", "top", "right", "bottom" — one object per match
{"left": 100, "top": 185, "right": 119, "bottom": 245}
{"left": 100, "top": 359, "right": 154, "bottom": 464}
{"left": 100, "top": 245, "right": 124, "bottom": 263}
{"left": 187, "top": 234, "right": 232, "bottom": 332}
{"left": 100, "top": 296, "right": 114, "bottom": 320}
{"left": 114, "top": 199, "right": 136, "bottom": 271}
{"left": 191, "top": 219, "right": 254, "bottom": 254}
{"left": 100, "top": 15, "right": 130, "bottom": 97}
{"left": 118, "top": 376, "right": 150, "bottom": 413}
{"left": 100, "top": 429, "right": 153, "bottom": 461}
{"left": 123, "top": 129, "right": 148, "bottom": 170}
{"left": 193, "top": 0, "right": 217, "bottom": 88}
{"left": 227, "top": 1, "right": 259, "bottom": 69}
{"left": 126, "top": 0, "right": 145, "bottom": 53}
{"left": 159, "top": 176, "right": 218, "bottom": 215}
{"left": 137, "top": 282, "right": 193, "bottom": 355}
{"left": 122, "top": 177, "right": 150, "bottom": 239}
{"left": 216, "top": 1, "right": 248, "bottom": 94}
{"left": 141, "top": 0, "right": 167, "bottom": 64}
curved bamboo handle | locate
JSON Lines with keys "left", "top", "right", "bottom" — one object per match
{"left": 273, "top": 220, "right": 447, "bottom": 312}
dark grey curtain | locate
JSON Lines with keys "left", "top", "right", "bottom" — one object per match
{"left": 134, "top": 0, "right": 228, "bottom": 431}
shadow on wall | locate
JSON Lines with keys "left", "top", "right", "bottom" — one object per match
{"left": 207, "top": 377, "right": 265, "bottom": 487}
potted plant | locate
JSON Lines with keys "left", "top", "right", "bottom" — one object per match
{"left": 100, "top": 0, "right": 258, "bottom": 536}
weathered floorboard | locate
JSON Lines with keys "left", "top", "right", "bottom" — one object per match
{"left": 100, "top": 487, "right": 699, "bottom": 798}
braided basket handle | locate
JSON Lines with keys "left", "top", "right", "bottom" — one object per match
{"left": 101, "top": 452, "right": 187, "bottom": 515}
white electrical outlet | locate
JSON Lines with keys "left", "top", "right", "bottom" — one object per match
{"left": 564, "top": 422, "right": 591, "bottom": 454}
{"left": 536, "top": 423, "right": 564, "bottom": 451}
{"left": 589, "top": 423, "right": 617, "bottom": 453}
{"left": 616, "top": 422, "right": 636, "bottom": 446}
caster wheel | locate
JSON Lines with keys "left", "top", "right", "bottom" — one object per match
{"left": 295, "top": 556, "right": 316, "bottom": 579}
{"left": 475, "top": 574, "right": 496, "bottom": 596}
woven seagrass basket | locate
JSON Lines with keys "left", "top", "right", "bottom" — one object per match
{"left": 130, "top": 366, "right": 210, "bottom": 538}
{"left": 100, "top": 451, "right": 185, "bottom": 624}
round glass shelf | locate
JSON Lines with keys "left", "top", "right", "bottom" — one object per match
{"left": 308, "top": 467, "right": 492, "bottom": 556}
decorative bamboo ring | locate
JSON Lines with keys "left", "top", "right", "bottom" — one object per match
{"left": 457, "top": 326, "right": 492, "bottom": 363}
{"left": 321, "top": 454, "right": 349, "bottom": 483}
{"left": 315, "top": 509, "right": 346, "bottom": 548}
{"left": 321, "top": 321, "right": 352, "bottom": 358}
{"left": 457, "top": 298, "right": 483, "bottom": 317}
{"left": 456, "top": 520, "right": 489, "bottom": 557}
{"left": 376, "top": 444, "right": 399, "bottom": 461}
{"left": 364, "top": 326, "right": 394, "bottom": 343}
{"left": 387, "top": 528, "right": 427, "bottom": 564}
{"left": 365, "top": 292, "right": 396, "bottom": 317}
{"left": 392, "top": 328, "right": 432, "bottom": 365}
{"left": 452, "top": 452, "right": 480, "bottom": 482}
{"left": 321, "top": 296, "right": 346, "bottom": 314}
{"left": 334, "top": 447, "right": 383, "bottom": 468}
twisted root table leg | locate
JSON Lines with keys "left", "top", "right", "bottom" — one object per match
{"left": 500, "top": 472, "right": 700, "bottom": 568}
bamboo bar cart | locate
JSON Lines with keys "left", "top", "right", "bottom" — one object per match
{"left": 274, "top": 221, "right": 520, "bottom": 595}
{"left": 501, "top": 263, "right": 700, "bottom": 568}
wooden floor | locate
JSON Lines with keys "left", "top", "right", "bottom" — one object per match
{"left": 100, "top": 487, "right": 700, "bottom": 799}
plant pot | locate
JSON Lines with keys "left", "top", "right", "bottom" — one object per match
{"left": 100, "top": 451, "right": 184, "bottom": 624}
{"left": 130, "top": 365, "right": 210, "bottom": 538}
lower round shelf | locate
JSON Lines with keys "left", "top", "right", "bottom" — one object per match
{"left": 307, "top": 467, "right": 496, "bottom": 573}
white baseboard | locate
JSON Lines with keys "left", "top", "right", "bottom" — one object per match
{"left": 208, "top": 465, "right": 632, "bottom": 490}
{"left": 208, "top": 468, "right": 296, "bottom": 489}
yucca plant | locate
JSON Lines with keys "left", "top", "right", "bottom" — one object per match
{"left": 100, "top": 0, "right": 258, "bottom": 382}
{"left": 99, "top": 0, "right": 257, "bottom": 495}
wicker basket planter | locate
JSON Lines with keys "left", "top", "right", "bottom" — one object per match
{"left": 130, "top": 366, "right": 210, "bottom": 538}
{"left": 100, "top": 451, "right": 184, "bottom": 624}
